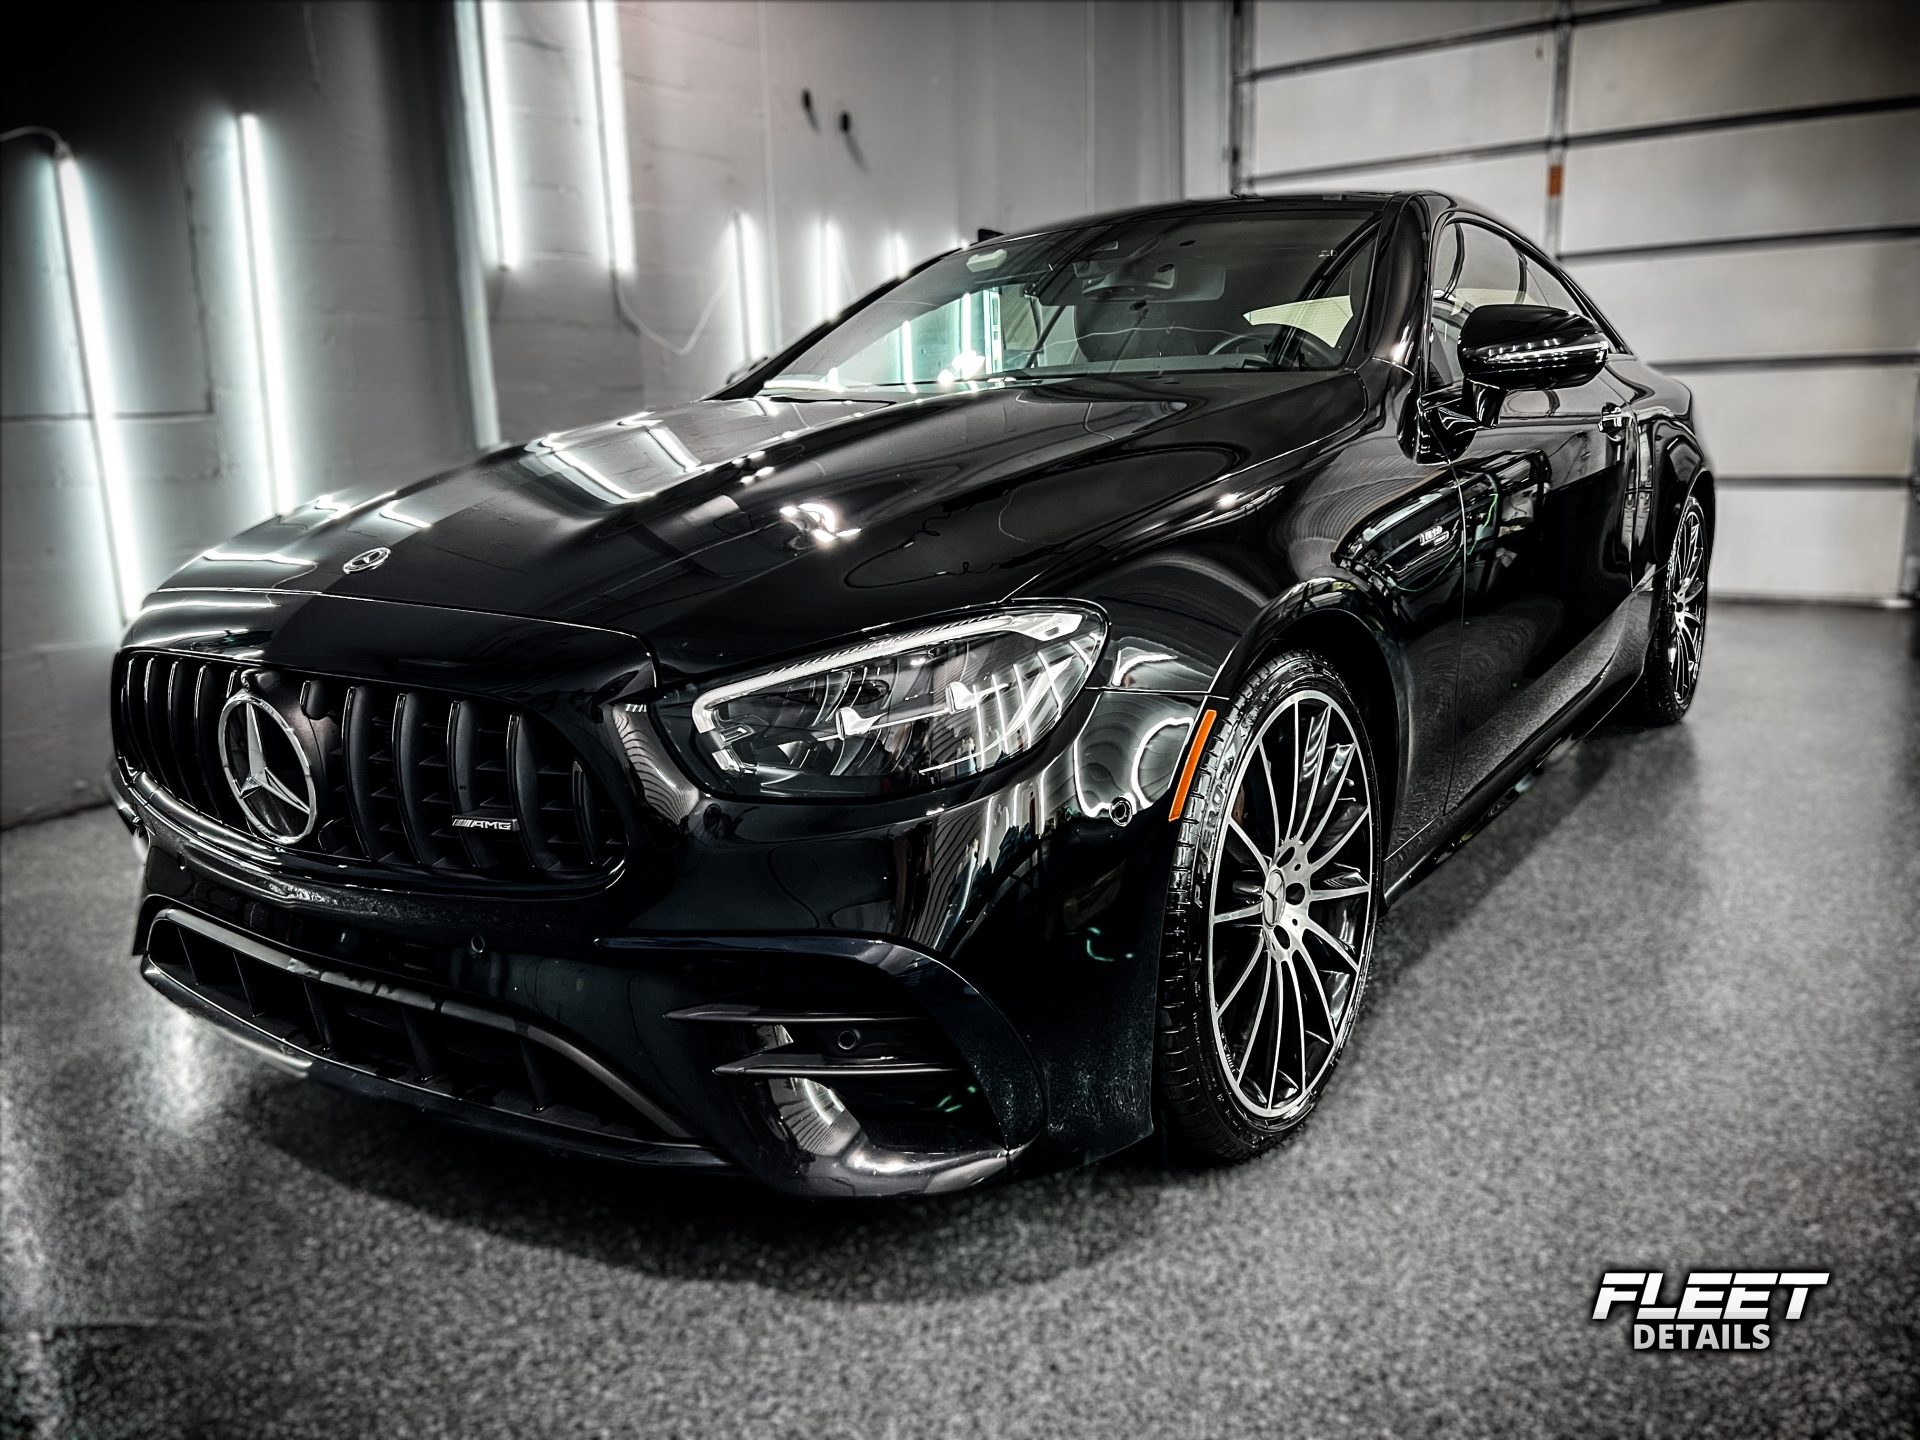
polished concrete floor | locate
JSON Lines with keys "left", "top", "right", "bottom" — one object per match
{"left": 3, "top": 604, "right": 1916, "bottom": 1439}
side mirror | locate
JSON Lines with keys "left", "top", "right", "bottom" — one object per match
{"left": 1458, "top": 304, "right": 1609, "bottom": 392}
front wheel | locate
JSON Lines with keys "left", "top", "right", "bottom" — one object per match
{"left": 1633, "top": 493, "right": 1710, "bottom": 725}
{"left": 1155, "top": 652, "right": 1381, "bottom": 1162}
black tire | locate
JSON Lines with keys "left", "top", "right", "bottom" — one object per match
{"left": 1632, "top": 492, "right": 1710, "bottom": 725}
{"left": 1155, "top": 651, "right": 1382, "bottom": 1162}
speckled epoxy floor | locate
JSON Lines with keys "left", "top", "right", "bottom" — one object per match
{"left": 4, "top": 603, "right": 1917, "bottom": 1439}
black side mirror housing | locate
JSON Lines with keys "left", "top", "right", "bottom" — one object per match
{"left": 1458, "top": 304, "right": 1609, "bottom": 392}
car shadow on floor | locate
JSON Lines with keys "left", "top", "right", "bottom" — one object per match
{"left": 1367, "top": 718, "right": 1679, "bottom": 1001}
{"left": 244, "top": 1075, "right": 1180, "bottom": 1300}
{"left": 238, "top": 719, "right": 1666, "bottom": 1301}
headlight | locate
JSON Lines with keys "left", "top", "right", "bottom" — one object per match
{"left": 681, "top": 607, "right": 1105, "bottom": 798}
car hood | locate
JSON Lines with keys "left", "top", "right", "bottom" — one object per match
{"left": 159, "top": 374, "right": 1361, "bottom": 681}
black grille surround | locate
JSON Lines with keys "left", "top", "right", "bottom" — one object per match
{"left": 115, "top": 650, "right": 626, "bottom": 888}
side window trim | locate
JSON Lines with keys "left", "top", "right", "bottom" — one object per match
{"left": 1445, "top": 210, "right": 1634, "bottom": 357}
{"left": 1419, "top": 219, "right": 1472, "bottom": 402}
{"left": 1420, "top": 210, "right": 1635, "bottom": 411}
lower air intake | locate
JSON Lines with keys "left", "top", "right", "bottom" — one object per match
{"left": 145, "top": 909, "right": 690, "bottom": 1148}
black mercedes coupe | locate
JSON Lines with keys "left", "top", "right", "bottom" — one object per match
{"left": 111, "top": 192, "right": 1713, "bottom": 1197}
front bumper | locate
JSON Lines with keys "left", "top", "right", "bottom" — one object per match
{"left": 129, "top": 832, "right": 1044, "bottom": 1197}
{"left": 112, "top": 591, "right": 1203, "bottom": 1196}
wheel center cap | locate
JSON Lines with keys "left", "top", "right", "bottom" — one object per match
{"left": 1262, "top": 870, "right": 1285, "bottom": 927}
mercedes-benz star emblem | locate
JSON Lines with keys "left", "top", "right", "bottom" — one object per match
{"left": 218, "top": 690, "right": 319, "bottom": 844}
{"left": 342, "top": 547, "right": 391, "bottom": 574}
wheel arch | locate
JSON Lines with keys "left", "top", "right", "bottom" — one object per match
{"left": 1653, "top": 419, "right": 1715, "bottom": 566}
{"left": 1215, "top": 591, "right": 1404, "bottom": 844}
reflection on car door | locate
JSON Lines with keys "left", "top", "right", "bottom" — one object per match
{"left": 1423, "top": 221, "right": 1639, "bottom": 811}
{"left": 1325, "top": 459, "right": 1466, "bottom": 872}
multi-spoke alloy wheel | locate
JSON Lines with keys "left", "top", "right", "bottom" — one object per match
{"left": 1157, "top": 652, "right": 1380, "bottom": 1160}
{"left": 1665, "top": 501, "right": 1707, "bottom": 708}
{"left": 1634, "top": 492, "right": 1711, "bottom": 725}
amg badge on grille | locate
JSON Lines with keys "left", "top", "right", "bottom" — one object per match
{"left": 451, "top": 815, "right": 519, "bottom": 833}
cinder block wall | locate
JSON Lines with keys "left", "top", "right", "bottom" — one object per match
{"left": 0, "top": 0, "right": 1182, "bottom": 826}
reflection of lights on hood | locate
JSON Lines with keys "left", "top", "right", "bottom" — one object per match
{"left": 614, "top": 411, "right": 653, "bottom": 427}
{"left": 645, "top": 425, "right": 701, "bottom": 473}
{"left": 375, "top": 499, "right": 432, "bottom": 529}
{"left": 1216, "top": 492, "right": 1242, "bottom": 509}
{"left": 533, "top": 430, "right": 687, "bottom": 491}
{"left": 201, "top": 545, "right": 314, "bottom": 568}
{"left": 561, "top": 447, "right": 655, "bottom": 502}
{"left": 951, "top": 350, "right": 985, "bottom": 379}
{"left": 138, "top": 596, "right": 279, "bottom": 614}
{"left": 530, "top": 436, "right": 657, "bottom": 503}
{"left": 779, "top": 501, "right": 861, "bottom": 544}
{"left": 823, "top": 366, "right": 844, "bottom": 392}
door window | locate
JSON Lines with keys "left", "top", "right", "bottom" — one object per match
{"left": 1426, "top": 222, "right": 1617, "bottom": 414}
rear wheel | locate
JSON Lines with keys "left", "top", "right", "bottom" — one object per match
{"left": 1633, "top": 493, "right": 1710, "bottom": 725}
{"left": 1155, "top": 652, "right": 1380, "bottom": 1161}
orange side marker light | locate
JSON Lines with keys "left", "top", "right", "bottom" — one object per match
{"left": 1167, "top": 708, "right": 1218, "bottom": 823}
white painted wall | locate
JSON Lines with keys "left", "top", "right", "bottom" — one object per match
{"left": 1242, "top": 0, "right": 1920, "bottom": 603}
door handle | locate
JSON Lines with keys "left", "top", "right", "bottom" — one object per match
{"left": 1601, "top": 404, "right": 1677, "bottom": 432}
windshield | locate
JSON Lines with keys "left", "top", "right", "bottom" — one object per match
{"left": 765, "top": 207, "right": 1381, "bottom": 393}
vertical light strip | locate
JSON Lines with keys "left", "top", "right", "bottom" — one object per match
{"left": 732, "top": 210, "right": 768, "bottom": 362}
{"left": 887, "top": 230, "right": 909, "bottom": 279}
{"left": 899, "top": 320, "right": 915, "bottom": 390}
{"left": 587, "top": 0, "right": 633, "bottom": 271}
{"left": 478, "top": 0, "right": 520, "bottom": 268}
{"left": 54, "top": 154, "right": 138, "bottom": 620}
{"left": 238, "top": 119, "right": 295, "bottom": 512}
{"left": 238, "top": 116, "right": 295, "bottom": 515}
{"left": 454, "top": 0, "right": 501, "bottom": 268}
{"left": 818, "top": 217, "right": 840, "bottom": 321}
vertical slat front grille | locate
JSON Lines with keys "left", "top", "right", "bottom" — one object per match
{"left": 114, "top": 652, "right": 627, "bottom": 888}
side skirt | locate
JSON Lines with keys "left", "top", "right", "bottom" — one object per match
{"left": 1383, "top": 589, "right": 1652, "bottom": 907}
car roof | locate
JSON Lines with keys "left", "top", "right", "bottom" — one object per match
{"left": 973, "top": 190, "right": 1487, "bottom": 249}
